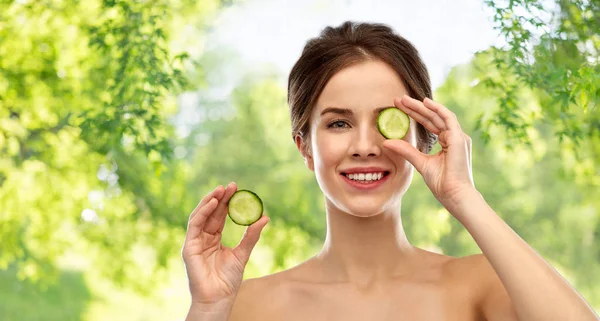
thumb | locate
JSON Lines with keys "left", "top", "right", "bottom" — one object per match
{"left": 383, "top": 139, "right": 427, "bottom": 174}
{"left": 232, "top": 215, "right": 270, "bottom": 266}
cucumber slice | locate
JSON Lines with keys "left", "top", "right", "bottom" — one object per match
{"left": 227, "top": 190, "right": 263, "bottom": 226}
{"left": 377, "top": 107, "right": 410, "bottom": 139}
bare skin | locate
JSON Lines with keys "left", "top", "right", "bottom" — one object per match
{"left": 230, "top": 251, "right": 503, "bottom": 321}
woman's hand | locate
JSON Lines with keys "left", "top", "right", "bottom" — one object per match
{"left": 383, "top": 95, "right": 476, "bottom": 214}
{"left": 182, "top": 182, "right": 270, "bottom": 308}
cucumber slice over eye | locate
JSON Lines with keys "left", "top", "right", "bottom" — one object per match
{"left": 228, "top": 190, "right": 263, "bottom": 226}
{"left": 377, "top": 107, "right": 410, "bottom": 139}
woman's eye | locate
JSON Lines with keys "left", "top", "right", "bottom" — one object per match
{"left": 328, "top": 120, "right": 350, "bottom": 129}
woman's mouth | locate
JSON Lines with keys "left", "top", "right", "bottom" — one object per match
{"left": 340, "top": 171, "right": 391, "bottom": 190}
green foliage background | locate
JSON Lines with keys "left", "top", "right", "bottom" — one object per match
{"left": 0, "top": 0, "right": 598, "bottom": 319}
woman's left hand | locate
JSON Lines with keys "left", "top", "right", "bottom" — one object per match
{"left": 383, "top": 95, "right": 476, "bottom": 213}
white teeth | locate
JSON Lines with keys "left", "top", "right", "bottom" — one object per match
{"left": 345, "top": 172, "right": 386, "bottom": 182}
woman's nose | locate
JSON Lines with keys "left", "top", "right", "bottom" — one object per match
{"left": 349, "top": 124, "right": 382, "bottom": 158}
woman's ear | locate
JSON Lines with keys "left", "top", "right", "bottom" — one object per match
{"left": 295, "top": 135, "right": 314, "bottom": 171}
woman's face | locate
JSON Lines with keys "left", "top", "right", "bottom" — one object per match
{"left": 297, "top": 59, "right": 418, "bottom": 217}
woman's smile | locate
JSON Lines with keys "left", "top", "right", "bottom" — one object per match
{"left": 339, "top": 166, "right": 392, "bottom": 190}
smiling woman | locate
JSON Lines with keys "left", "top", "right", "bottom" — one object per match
{"left": 182, "top": 21, "right": 600, "bottom": 321}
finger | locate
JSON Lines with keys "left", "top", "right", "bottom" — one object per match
{"left": 186, "top": 197, "right": 219, "bottom": 241}
{"left": 204, "top": 182, "right": 238, "bottom": 235}
{"left": 422, "top": 97, "right": 461, "bottom": 132}
{"left": 188, "top": 185, "right": 225, "bottom": 223}
{"left": 397, "top": 96, "right": 445, "bottom": 134}
{"left": 232, "top": 216, "right": 270, "bottom": 266}
{"left": 393, "top": 97, "right": 442, "bottom": 135}
{"left": 382, "top": 139, "right": 428, "bottom": 174}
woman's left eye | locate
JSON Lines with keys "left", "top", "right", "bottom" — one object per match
{"left": 328, "top": 120, "right": 350, "bottom": 129}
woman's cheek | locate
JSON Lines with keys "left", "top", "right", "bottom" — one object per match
{"left": 315, "top": 132, "right": 348, "bottom": 168}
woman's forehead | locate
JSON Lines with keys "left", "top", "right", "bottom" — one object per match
{"left": 314, "top": 60, "right": 407, "bottom": 115}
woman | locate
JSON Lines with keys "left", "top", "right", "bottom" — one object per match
{"left": 182, "top": 21, "right": 599, "bottom": 321}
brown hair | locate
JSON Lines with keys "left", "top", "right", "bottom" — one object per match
{"left": 288, "top": 21, "right": 437, "bottom": 154}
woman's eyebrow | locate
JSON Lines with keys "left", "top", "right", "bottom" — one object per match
{"left": 320, "top": 106, "right": 392, "bottom": 116}
{"left": 373, "top": 107, "right": 390, "bottom": 114}
{"left": 320, "top": 107, "right": 352, "bottom": 116}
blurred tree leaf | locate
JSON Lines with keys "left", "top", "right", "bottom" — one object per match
{"left": 482, "top": 0, "right": 599, "bottom": 160}
{"left": 0, "top": 0, "right": 223, "bottom": 291}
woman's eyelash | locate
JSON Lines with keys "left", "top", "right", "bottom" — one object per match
{"left": 327, "top": 119, "right": 351, "bottom": 129}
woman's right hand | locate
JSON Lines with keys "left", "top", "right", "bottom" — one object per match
{"left": 182, "top": 182, "right": 270, "bottom": 308}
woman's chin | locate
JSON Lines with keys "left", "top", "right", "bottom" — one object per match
{"left": 348, "top": 209, "right": 383, "bottom": 218}
{"left": 336, "top": 198, "right": 391, "bottom": 218}
{"left": 322, "top": 182, "right": 402, "bottom": 217}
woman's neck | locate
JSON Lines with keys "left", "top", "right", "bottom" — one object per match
{"left": 312, "top": 199, "right": 417, "bottom": 288}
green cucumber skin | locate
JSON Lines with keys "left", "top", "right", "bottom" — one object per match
{"left": 227, "top": 189, "right": 263, "bottom": 226}
{"left": 377, "top": 107, "right": 410, "bottom": 139}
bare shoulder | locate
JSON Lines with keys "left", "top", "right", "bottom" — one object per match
{"left": 444, "top": 253, "right": 504, "bottom": 290}
{"left": 443, "top": 253, "right": 488, "bottom": 273}
{"left": 455, "top": 253, "right": 518, "bottom": 318}
{"left": 228, "top": 275, "right": 279, "bottom": 321}
{"left": 442, "top": 253, "right": 493, "bottom": 291}
{"left": 228, "top": 267, "right": 302, "bottom": 321}
{"left": 443, "top": 253, "right": 515, "bottom": 315}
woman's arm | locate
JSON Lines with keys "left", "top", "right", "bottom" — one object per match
{"left": 451, "top": 189, "right": 599, "bottom": 321}
{"left": 185, "top": 299, "right": 235, "bottom": 321}
{"left": 384, "top": 95, "right": 599, "bottom": 321}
